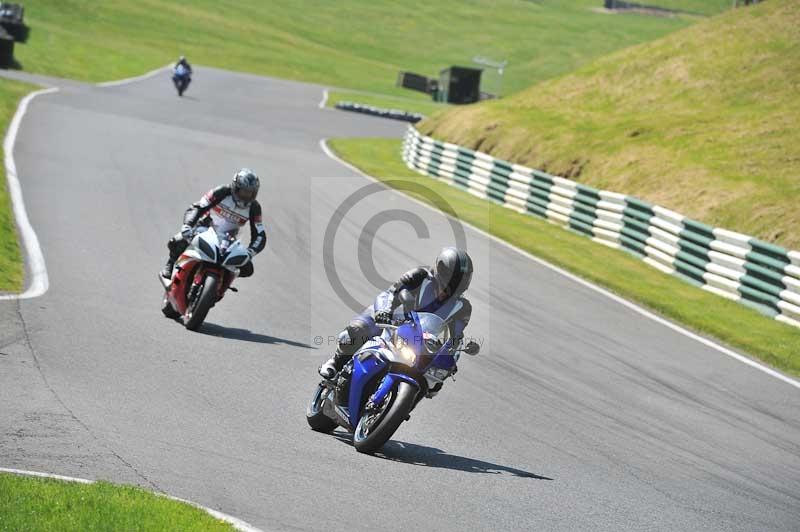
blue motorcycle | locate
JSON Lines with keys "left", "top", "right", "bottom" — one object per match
{"left": 172, "top": 64, "right": 191, "bottom": 97}
{"left": 307, "top": 311, "right": 478, "bottom": 453}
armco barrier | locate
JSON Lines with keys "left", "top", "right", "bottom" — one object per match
{"left": 335, "top": 101, "right": 423, "bottom": 123}
{"left": 402, "top": 127, "right": 800, "bottom": 328}
{"left": 0, "top": 26, "right": 13, "bottom": 66}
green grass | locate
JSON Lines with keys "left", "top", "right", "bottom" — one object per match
{"left": 17, "top": 0, "right": 695, "bottom": 97}
{"left": 422, "top": 0, "right": 800, "bottom": 249}
{"left": 4, "top": 0, "right": 687, "bottom": 294}
{"left": 0, "top": 473, "right": 235, "bottom": 531}
{"left": 328, "top": 137, "right": 800, "bottom": 377}
{"left": 327, "top": 90, "right": 449, "bottom": 117}
{"left": 0, "top": 79, "right": 39, "bottom": 294}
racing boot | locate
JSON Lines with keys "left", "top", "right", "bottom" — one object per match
{"left": 161, "top": 235, "right": 187, "bottom": 279}
{"left": 319, "top": 346, "right": 349, "bottom": 380}
{"left": 161, "top": 258, "right": 175, "bottom": 279}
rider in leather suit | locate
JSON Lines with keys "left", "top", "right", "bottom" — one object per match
{"left": 319, "top": 247, "right": 477, "bottom": 380}
{"left": 161, "top": 169, "right": 266, "bottom": 279}
{"left": 174, "top": 56, "right": 192, "bottom": 75}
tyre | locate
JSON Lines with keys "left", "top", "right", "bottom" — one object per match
{"left": 161, "top": 294, "right": 180, "bottom": 319}
{"left": 183, "top": 273, "right": 218, "bottom": 331}
{"left": 353, "top": 381, "right": 417, "bottom": 454}
{"left": 306, "top": 383, "right": 337, "bottom": 433}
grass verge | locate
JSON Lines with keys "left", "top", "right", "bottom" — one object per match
{"left": 0, "top": 472, "right": 236, "bottom": 531}
{"left": 0, "top": 78, "right": 40, "bottom": 294}
{"left": 423, "top": 0, "right": 800, "bottom": 248}
{"left": 18, "top": 0, "right": 693, "bottom": 96}
{"left": 328, "top": 137, "right": 800, "bottom": 378}
{"left": 326, "top": 90, "right": 448, "bottom": 118}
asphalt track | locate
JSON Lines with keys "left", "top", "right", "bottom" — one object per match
{"left": 1, "top": 67, "right": 798, "bottom": 532}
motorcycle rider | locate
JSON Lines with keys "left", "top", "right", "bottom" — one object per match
{"left": 174, "top": 55, "right": 192, "bottom": 75}
{"left": 161, "top": 168, "right": 266, "bottom": 280}
{"left": 319, "top": 247, "right": 478, "bottom": 381}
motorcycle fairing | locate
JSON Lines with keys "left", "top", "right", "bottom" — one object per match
{"left": 367, "top": 373, "right": 421, "bottom": 413}
{"left": 348, "top": 350, "right": 389, "bottom": 428}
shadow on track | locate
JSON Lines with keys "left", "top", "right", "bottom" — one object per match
{"left": 331, "top": 432, "right": 552, "bottom": 479}
{"left": 199, "top": 322, "right": 314, "bottom": 349}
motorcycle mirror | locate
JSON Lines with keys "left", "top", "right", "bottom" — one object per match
{"left": 462, "top": 340, "right": 480, "bottom": 356}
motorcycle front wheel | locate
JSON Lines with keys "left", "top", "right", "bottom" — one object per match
{"left": 306, "top": 383, "right": 337, "bottom": 433}
{"left": 353, "top": 381, "right": 416, "bottom": 454}
{"left": 183, "top": 273, "right": 218, "bottom": 331}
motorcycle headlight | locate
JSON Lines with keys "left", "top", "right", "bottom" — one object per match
{"left": 225, "top": 254, "right": 248, "bottom": 267}
{"left": 389, "top": 330, "right": 417, "bottom": 367}
{"left": 395, "top": 344, "right": 417, "bottom": 366}
{"left": 197, "top": 238, "right": 216, "bottom": 262}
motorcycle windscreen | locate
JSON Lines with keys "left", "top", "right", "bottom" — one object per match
{"left": 393, "top": 312, "right": 452, "bottom": 370}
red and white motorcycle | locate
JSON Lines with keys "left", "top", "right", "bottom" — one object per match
{"left": 159, "top": 227, "right": 250, "bottom": 330}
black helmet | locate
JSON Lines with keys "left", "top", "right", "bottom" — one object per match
{"left": 433, "top": 247, "right": 473, "bottom": 299}
{"left": 231, "top": 168, "right": 259, "bottom": 208}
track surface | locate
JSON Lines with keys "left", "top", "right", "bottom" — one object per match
{"left": 1, "top": 68, "right": 798, "bottom": 531}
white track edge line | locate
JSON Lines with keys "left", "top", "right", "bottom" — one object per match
{"left": 318, "top": 88, "right": 329, "bottom": 109}
{"left": 4, "top": 63, "right": 174, "bottom": 301}
{"left": 96, "top": 63, "right": 172, "bottom": 88}
{"left": 318, "top": 138, "right": 800, "bottom": 391}
{"left": 0, "top": 467, "right": 264, "bottom": 532}
{"left": 0, "top": 87, "right": 59, "bottom": 301}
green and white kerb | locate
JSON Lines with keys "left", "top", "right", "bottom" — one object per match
{"left": 402, "top": 127, "right": 800, "bottom": 328}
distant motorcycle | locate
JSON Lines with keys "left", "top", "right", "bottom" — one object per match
{"left": 158, "top": 227, "right": 249, "bottom": 330}
{"left": 306, "top": 311, "right": 478, "bottom": 453}
{"left": 172, "top": 64, "right": 191, "bottom": 96}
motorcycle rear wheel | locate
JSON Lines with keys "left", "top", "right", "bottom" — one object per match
{"left": 353, "top": 381, "right": 416, "bottom": 454}
{"left": 306, "top": 383, "right": 337, "bottom": 433}
{"left": 183, "top": 273, "right": 218, "bottom": 331}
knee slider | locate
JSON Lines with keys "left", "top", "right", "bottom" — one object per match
{"left": 346, "top": 317, "right": 373, "bottom": 345}
{"left": 336, "top": 329, "right": 357, "bottom": 357}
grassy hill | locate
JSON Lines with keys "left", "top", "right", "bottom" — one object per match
{"left": 421, "top": 0, "right": 800, "bottom": 249}
{"left": 1, "top": 1, "right": 710, "bottom": 292}
{"left": 16, "top": 0, "right": 698, "bottom": 97}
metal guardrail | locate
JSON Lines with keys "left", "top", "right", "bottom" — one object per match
{"left": 335, "top": 101, "right": 423, "bottom": 123}
{"left": 402, "top": 127, "right": 800, "bottom": 328}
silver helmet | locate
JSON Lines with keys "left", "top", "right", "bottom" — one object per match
{"left": 231, "top": 168, "right": 260, "bottom": 208}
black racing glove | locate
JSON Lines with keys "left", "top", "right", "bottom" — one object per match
{"left": 180, "top": 224, "right": 194, "bottom": 242}
{"left": 374, "top": 310, "right": 394, "bottom": 325}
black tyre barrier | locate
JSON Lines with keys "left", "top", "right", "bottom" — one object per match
{"left": 0, "top": 3, "right": 26, "bottom": 42}
{"left": 335, "top": 101, "right": 424, "bottom": 124}
{"left": 1, "top": 20, "right": 27, "bottom": 42}
{"left": 0, "top": 26, "right": 14, "bottom": 67}
{"left": 0, "top": 3, "right": 23, "bottom": 22}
